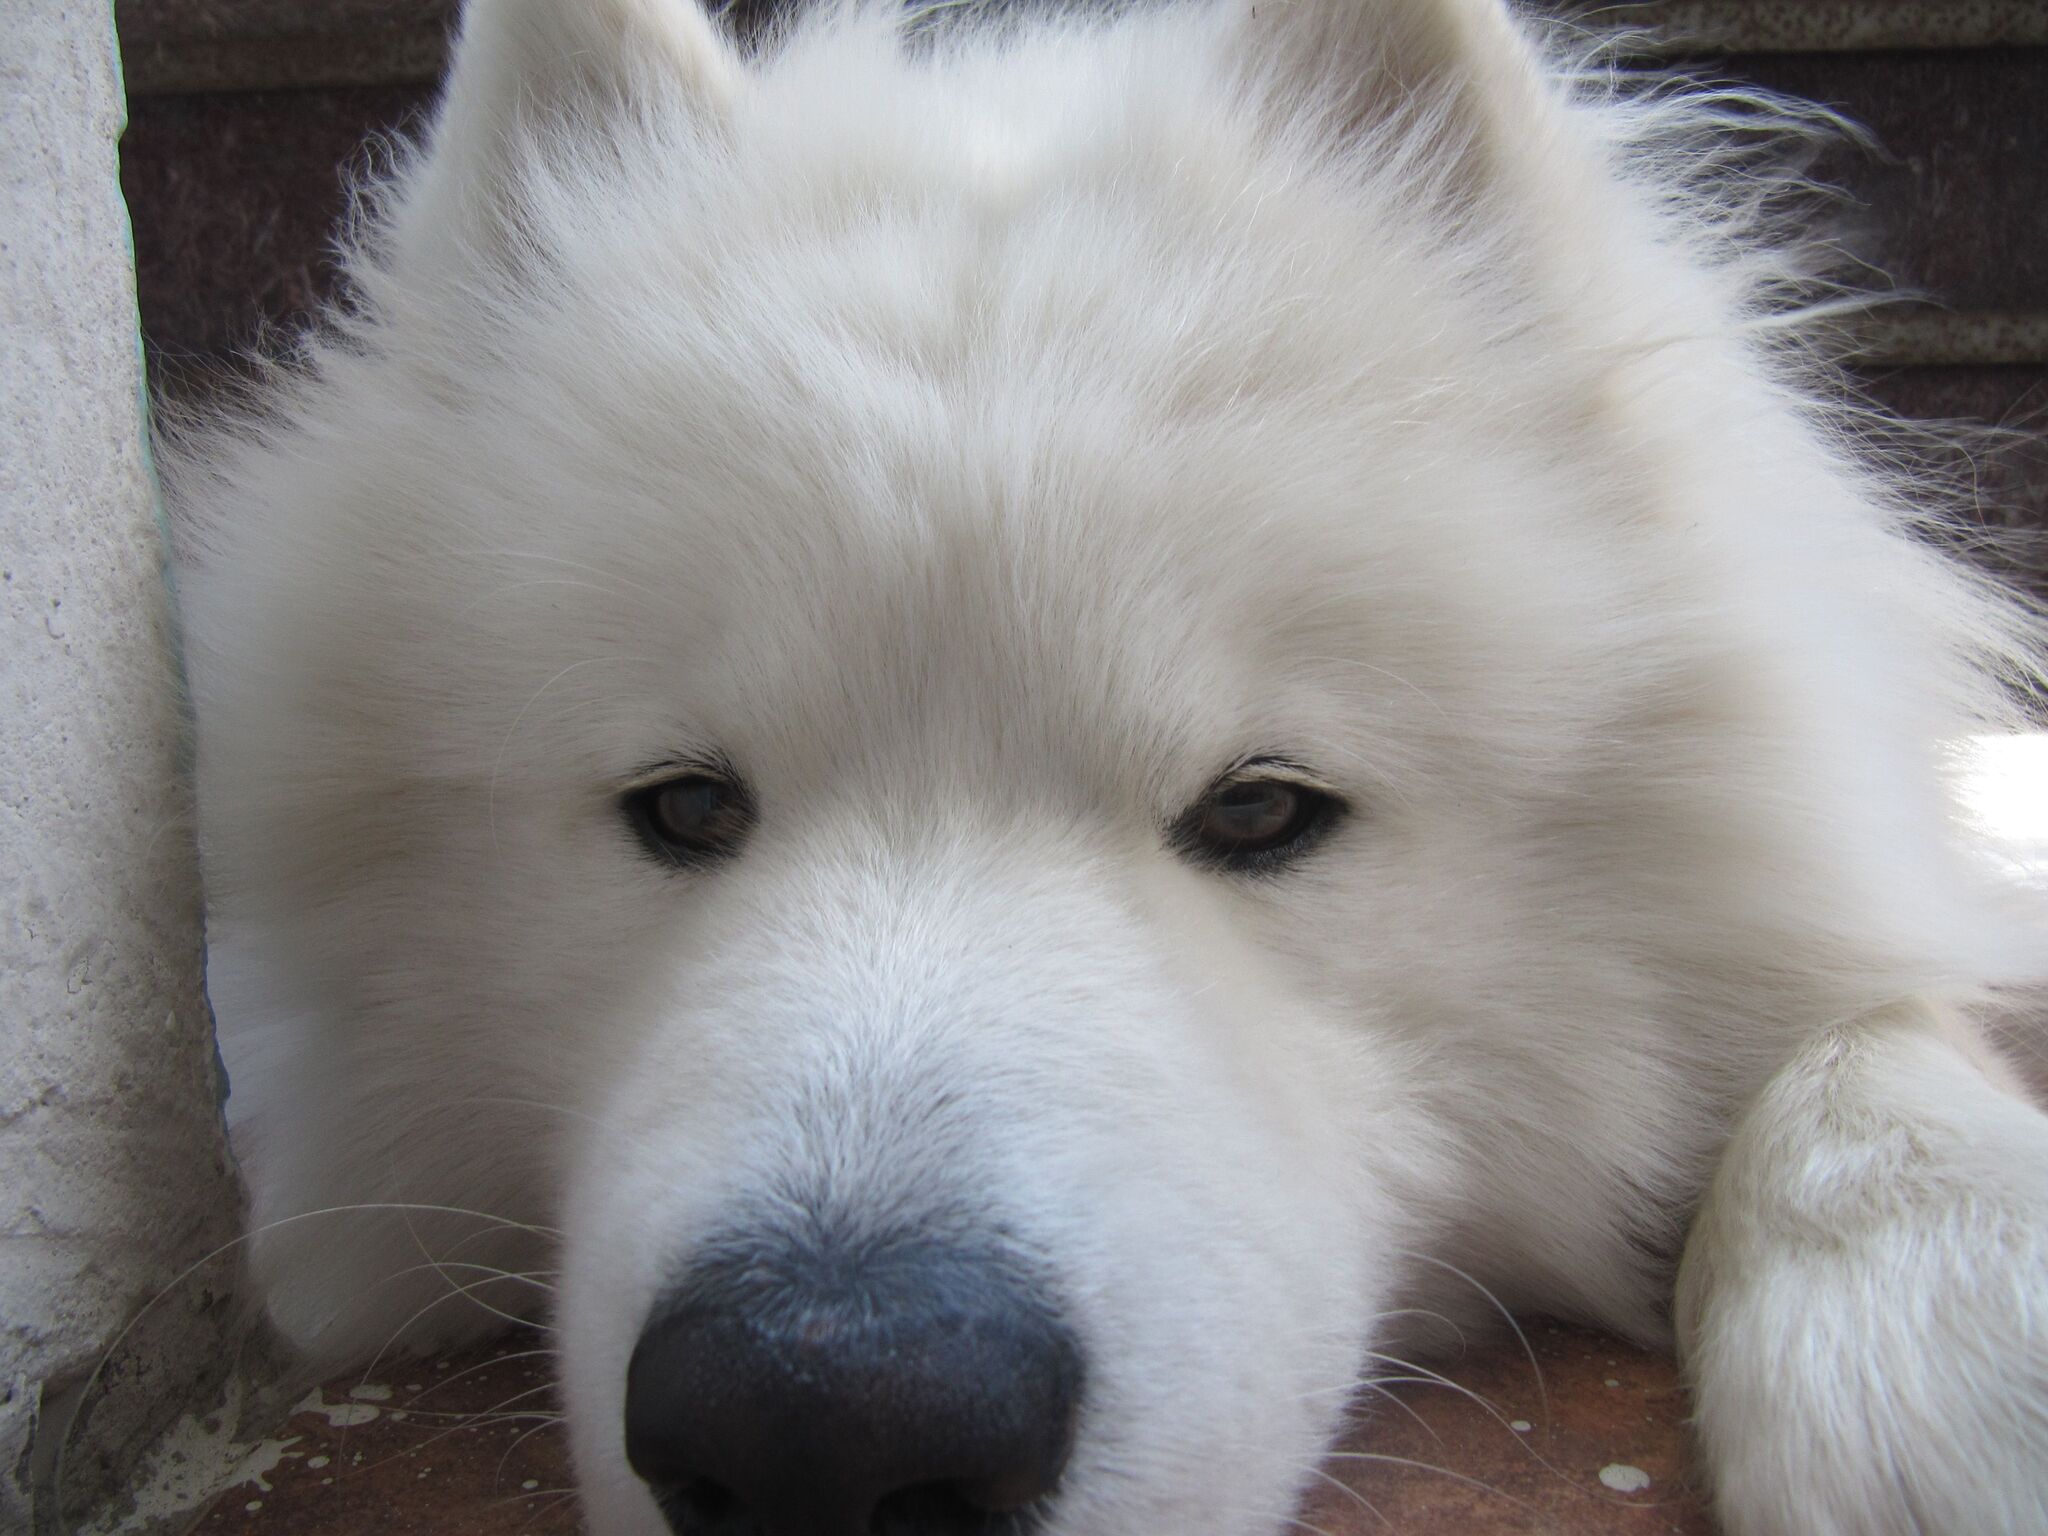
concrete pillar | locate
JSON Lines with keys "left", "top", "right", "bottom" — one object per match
{"left": 2, "top": 2, "right": 250, "bottom": 1529}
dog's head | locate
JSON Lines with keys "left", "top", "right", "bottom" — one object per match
{"left": 177, "top": 2, "right": 2028, "bottom": 1532}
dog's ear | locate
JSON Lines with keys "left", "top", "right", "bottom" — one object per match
{"left": 1238, "top": 0, "right": 1591, "bottom": 211}
{"left": 388, "top": 0, "right": 740, "bottom": 276}
{"left": 1239, "top": 0, "right": 1643, "bottom": 343}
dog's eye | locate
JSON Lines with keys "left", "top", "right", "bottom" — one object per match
{"left": 1172, "top": 768, "right": 1345, "bottom": 873}
{"left": 623, "top": 773, "right": 754, "bottom": 865}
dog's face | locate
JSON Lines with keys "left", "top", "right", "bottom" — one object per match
{"left": 181, "top": 2, "right": 1919, "bottom": 1532}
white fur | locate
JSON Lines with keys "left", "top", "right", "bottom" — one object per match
{"left": 1678, "top": 1004, "right": 2048, "bottom": 1535}
{"left": 169, "top": 1, "right": 2048, "bottom": 1531}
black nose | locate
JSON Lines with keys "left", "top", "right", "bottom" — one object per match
{"left": 624, "top": 1232, "right": 1084, "bottom": 1536}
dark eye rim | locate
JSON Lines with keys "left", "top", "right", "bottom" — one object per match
{"left": 1168, "top": 758, "right": 1348, "bottom": 875}
{"left": 620, "top": 760, "right": 755, "bottom": 869}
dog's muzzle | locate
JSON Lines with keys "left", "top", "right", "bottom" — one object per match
{"left": 624, "top": 1228, "right": 1084, "bottom": 1536}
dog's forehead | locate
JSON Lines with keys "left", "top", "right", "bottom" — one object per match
{"left": 334, "top": 70, "right": 1626, "bottom": 797}
{"left": 439, "top": 303, "right": 1585, "bottom": 796}
{"left": 460, "top": 377, "right": 1339, "bottom": 793}
{"left": 473, "top": 154, "right": 1498, "bottom": 564}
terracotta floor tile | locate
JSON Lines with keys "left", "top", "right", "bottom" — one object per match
{"left": 190, "top": 1321, "right": 1711, "bottom": 1533}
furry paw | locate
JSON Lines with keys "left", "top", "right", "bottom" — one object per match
{"left": 1678, "top": 1008, "right": 2048, "bottom": 1535}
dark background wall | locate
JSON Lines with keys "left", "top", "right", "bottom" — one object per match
{"left": 114, "top": 0, "right": 2048, "bottom": 592}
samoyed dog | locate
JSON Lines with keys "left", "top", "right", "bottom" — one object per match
{"left": 171, "top": 0, "right": 2048, "bottom": 1532}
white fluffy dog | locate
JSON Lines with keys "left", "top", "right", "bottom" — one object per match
{"left": 172, "top": 1, "right": 2048, "bottom": 1532}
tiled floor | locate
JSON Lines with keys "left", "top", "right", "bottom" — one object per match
{"left": 188, "top": 1321, "right": 1712, "bottom": 1534}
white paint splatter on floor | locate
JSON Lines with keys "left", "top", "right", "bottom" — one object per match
{"left": 296, "top": 1390, "right": 380, "bottom": 1429}
{"left": 78, "top": 1375, "right": 300, "bottom": 1535}
{"left": 1599, "top": 1463, "right": 1652, "bottom": 1493}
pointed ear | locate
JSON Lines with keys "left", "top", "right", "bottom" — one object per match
{"left": 1238, "top": 0, "right": 1646, "bottom": 348}
{"left": 387, "top": 0, "right": 741, "bottom": 275}
{"left": 1239, "top": 0, "right": 1583, "bottom": 204}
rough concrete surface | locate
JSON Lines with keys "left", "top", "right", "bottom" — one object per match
{"left": 2, "top": 2, "right": 250, "bottom": 1530}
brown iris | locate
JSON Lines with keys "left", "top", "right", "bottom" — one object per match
{"left": 1172, "top": 765, "right": 1345, "bottom": 872}
{"left": 625, "top": 773, "right": 754, "bottom": 864}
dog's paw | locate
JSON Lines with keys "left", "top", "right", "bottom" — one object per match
{"left": 1677, "top": 1007, "right": 2048, "bottom": 1536}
